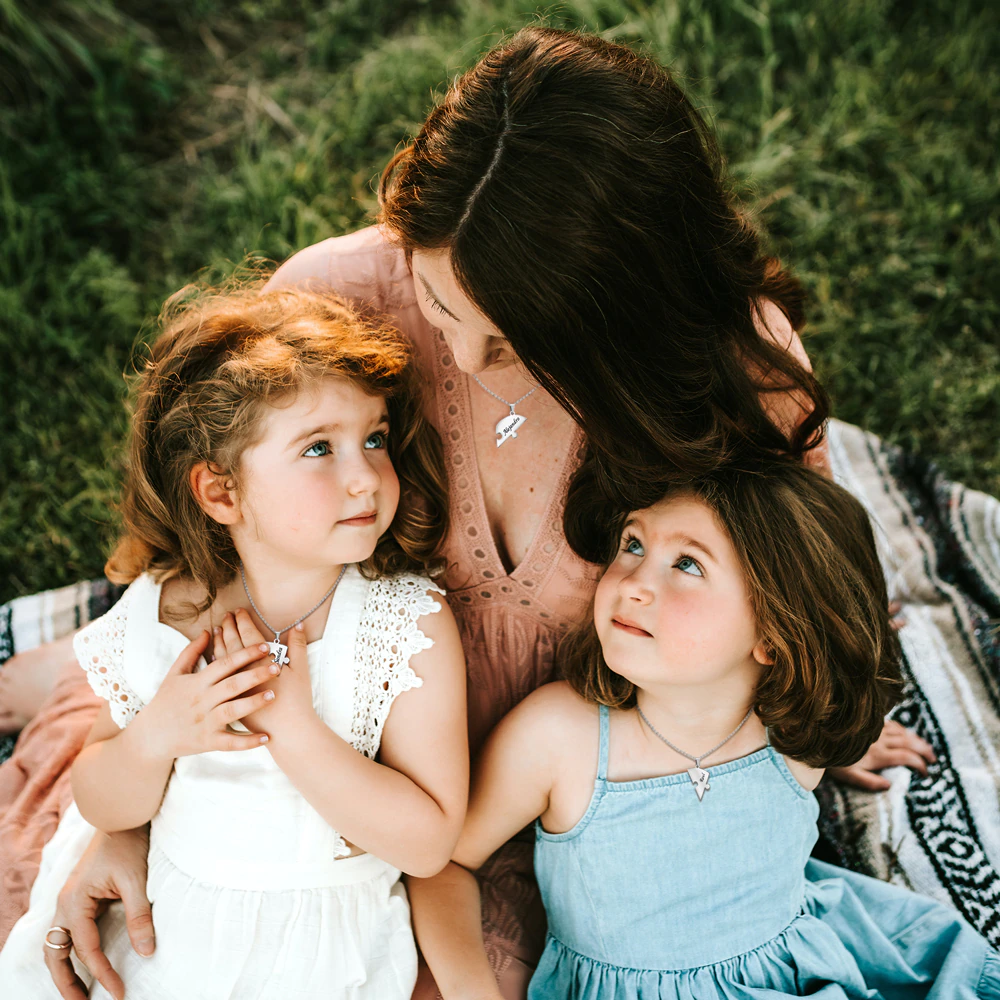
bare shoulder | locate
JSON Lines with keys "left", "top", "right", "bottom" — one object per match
{"left": 501, "top": 682, "right": 598, "bottom": 753}
{"left": 403, "top": 584, "right": 464, "bottom": 686}
{"left": 265, "top": 226, "right": 384, "bottom": 295}
{"left": 783, "top": 755, "right": 824, "bottom": 792}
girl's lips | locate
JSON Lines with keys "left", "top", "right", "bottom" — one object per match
{"left": 612, "top": 617, "right": 653, "bottom": 638}
{"left": 338, "top": 512, "right": 377, "bottom": 527}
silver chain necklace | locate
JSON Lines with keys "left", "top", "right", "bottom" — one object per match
{"left": 636, "top": 704, "right": 755, "bottom": 801}
{"left": 471, "top": 374, "right": 537, "bottom": 447}
{"left": 239, "top": 563, "right": 345, "bottom": 666}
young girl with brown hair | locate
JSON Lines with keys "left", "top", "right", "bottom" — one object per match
{"left": 0, "top": 286, "right": 469, "bottom": 999}
{"left": 409, "top": 459, "right": 998, "bottom": 999}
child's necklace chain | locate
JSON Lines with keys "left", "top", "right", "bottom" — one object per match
{"left": 636, "top": 705, "right": 755, "bottom": 802}
{"left": 239, "top": 563, "right": 346, "bottom": 667}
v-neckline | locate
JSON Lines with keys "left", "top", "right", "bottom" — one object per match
{"left": 459, "top": 367, "right": 584, "bottom": 579}
{"left": 427, "top": 322, "right": 585, "bottom": 586}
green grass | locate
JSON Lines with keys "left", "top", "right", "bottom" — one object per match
{"left": 2, "top": 0, "right": 998, "bottom": 603}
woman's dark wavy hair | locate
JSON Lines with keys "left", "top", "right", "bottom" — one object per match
{"left": 560, "top": 458, "right": 903, "bottom": 769}
{"left": 379, "top": 25, "right": 829, "bottom": 522}
{"left": 106, "top": 285, "right": 448, "bottom": 617}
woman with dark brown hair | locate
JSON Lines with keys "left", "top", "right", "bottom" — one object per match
{"left": 0, "top": 24, "right": 935, "bottom": 1000}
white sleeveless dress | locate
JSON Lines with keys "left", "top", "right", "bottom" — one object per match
{"left": 0, "top": 565, "right": 444, "bottom": 999}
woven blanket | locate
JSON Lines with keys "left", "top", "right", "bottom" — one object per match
{"left": 1, "top": 418, "right": 998, "bottom": 948}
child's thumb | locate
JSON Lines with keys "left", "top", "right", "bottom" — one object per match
{"left": 288, "top": 622, "right": 307, "bottom": 665}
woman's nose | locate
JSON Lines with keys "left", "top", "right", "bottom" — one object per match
{"left": 447, "top": 331, "right": 507, "bottom": 374}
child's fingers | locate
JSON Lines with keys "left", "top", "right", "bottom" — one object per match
{"left": 214, "top": 731, "right": 269, "bottom": 752}
{"left": 217, "top": 689, "right": 275, "bottom": 725}
{"left": 212, "top": 625, "right": 227, "bottom": 665}
{"left": 233, "top": 608, "right": 267, "bottom": 647}
{"left": 209, "top": 660, "right": 280, "bottom": 705}
{"left": 165, "top": 631, "right": 211, "bottom": 677}
{"left": 286, "top": 621, "right": 307, "bottom": 668}
{"left": 221, "top": 612, "right": 244, "bottom": 656}
{"left": 202, "top": 642, "right": 270, "bottom": 685}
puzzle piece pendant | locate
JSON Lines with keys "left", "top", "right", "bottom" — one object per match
{"left": 495, "top": 407, "right": 527, "bottom": 447}
{"left": 266, "top": 637, "right": 289, "bottom": 667}
{"left": 688, "top": 766, "right": 711, "bottom": 801}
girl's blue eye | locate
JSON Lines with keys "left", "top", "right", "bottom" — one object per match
{"left": 623, "top": 536, "right": 644, "bottom": 557}
{"left": 676, "top": 556, "right": 703, "bottom": 577}
{"left": 303, "top": 440, "right": 330, "bottom": 458}
{"left": 364, "top": 431, "right": 387, "bottom": 450}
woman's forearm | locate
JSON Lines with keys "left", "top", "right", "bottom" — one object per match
{"left": 266, "top": 713, "right": 458, "bottom": 877}
{"left": 407, "top": 863, "right": 501, "bottom": 1000}
{"left": 71, "top": 725, "right": 174, "bottom": 833}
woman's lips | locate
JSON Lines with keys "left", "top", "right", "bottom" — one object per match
{"left": 611, "top": 617, "right": 653, "bottom": 638}
{"left": 338, "top": 512, "right": 377, "bottom": 527}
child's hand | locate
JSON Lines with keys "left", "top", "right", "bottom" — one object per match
{"left": 214, "top": 609, "right": 315, "bottom": 736}
{"left": 128, "top": 629, "right": 279, "bottom": 762}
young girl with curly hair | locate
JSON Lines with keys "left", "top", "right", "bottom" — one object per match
{"left": 0, "top": 286, "right": 468, "bottom": 999}
{"left": 409, "top": 459, "right": 998, "bottom": 999}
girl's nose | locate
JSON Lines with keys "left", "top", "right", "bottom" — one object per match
{"left": 345, "top": 454, "right": 382, "bottom": 496}
{"left": 619, "top": 567, "right": 655, "bottom": 605}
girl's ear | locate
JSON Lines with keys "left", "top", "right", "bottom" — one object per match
{"left": 189, "top": 461, "right": 241, "bottom": 525}
{"left": 752, "top": 640, "right": 775, "bottom": 666}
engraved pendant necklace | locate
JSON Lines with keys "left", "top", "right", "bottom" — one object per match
{"left": 239, "top": 563, "right": 346, "bottom": 666}
{"left": 471, "top": 374, "right": 537, "bottom": 447}
{"left": 636, "top": 705, "right": 755, "bottom": 801}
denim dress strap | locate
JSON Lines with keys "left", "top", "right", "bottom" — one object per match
{"left": 597, "top": 704, "right": 610, "bottom": 782}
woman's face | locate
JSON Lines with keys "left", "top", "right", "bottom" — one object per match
{"left": 411, "top": 250, "right": 516, "bottom": 373}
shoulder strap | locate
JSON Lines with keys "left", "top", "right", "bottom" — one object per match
{"left": 350, "top": 573, "right": 444, "bottom": 759}
{"left": 597, "top": 704, "right": 610, "bottom": 781}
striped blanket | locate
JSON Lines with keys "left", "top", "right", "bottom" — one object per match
{"left": 1, "top": 418, "right": 998, "bottom": 947}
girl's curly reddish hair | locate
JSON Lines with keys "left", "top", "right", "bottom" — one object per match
{"left": 106, "top": 284, "right": 447, "bottom": 615}
{"left": 560, "top": 458, "right": 903, "bottom": 769}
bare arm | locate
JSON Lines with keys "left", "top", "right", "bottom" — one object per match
{"left": 238, "top": 598, "right": 469, "bottom": 877}
{"left": 754, "top": 299, "right": 831, "bottom": 475}
{"left": 408, "top": 684, "right": 567, "bottom": 1000}
{"left": 71, "top": 632, "right": 277, "bottom": 832}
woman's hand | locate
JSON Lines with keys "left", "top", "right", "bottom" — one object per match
{"left": 127, "top": 628, "right": 279, "bottom": 761}
{"left": 44, "top": 826, "right": 152, "bottom": 1000}
{"left": 828, "top": 719, "right": 936, "bottom": 791}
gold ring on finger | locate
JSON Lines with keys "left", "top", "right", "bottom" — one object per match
{"left": 44, "top": 926, "right": 73, "bottom": 950}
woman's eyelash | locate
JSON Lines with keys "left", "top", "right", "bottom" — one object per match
{"left": 429, "top": 297, "right": 448, "bottom": 316}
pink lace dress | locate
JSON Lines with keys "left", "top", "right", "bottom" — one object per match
{"left": 269, "top": 226, "right": 602, "bottom": 996}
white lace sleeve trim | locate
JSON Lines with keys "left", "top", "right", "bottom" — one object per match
{"left": 73, "top": 585, "right": 144, "bottom": 729}
{"left": 350, "top": 574, "right": 445, "bottom": 761}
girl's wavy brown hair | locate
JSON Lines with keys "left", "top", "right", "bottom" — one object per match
{"left": 560, "top": 459, "right": 903, "bottom": 769}
{"left": 379, "top": 25, "right": 828, "bottom": 518}
{"left": 106, "top": 285, "right": 447, "bottom": 615}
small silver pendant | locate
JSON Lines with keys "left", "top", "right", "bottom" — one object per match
{"left": 266, "top": 639, "right": 289, "bottom": 667}
{"left": 688, "top": 766, "right": 710, "bottom": 801}
{"left": 495, "top": 410, "right": 527, "bottom": 447}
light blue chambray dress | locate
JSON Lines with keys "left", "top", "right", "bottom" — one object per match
{"left": 530, "top": 705, "right": 1000, "bottom": 999}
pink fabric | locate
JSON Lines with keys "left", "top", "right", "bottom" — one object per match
{"left": 0, "top": 659, "right": 100, "bottom": 946}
